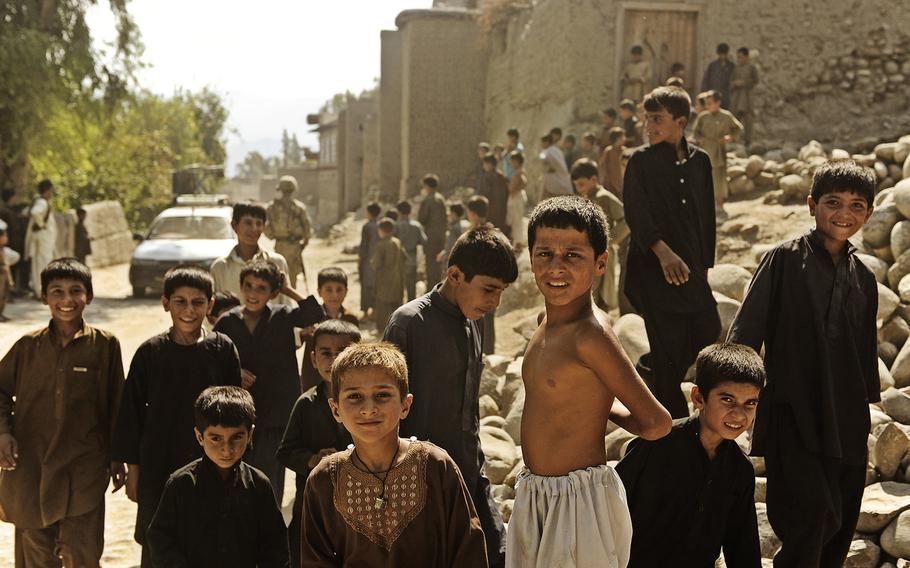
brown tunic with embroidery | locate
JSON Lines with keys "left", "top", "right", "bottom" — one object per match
{"left": 301, "top": 440, "right": 488, "bottom": 567}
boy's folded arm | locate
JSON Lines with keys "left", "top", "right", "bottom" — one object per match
{"left": 275, "top": 407, "right": 316, "bottom": 473}
{"left": 0, "top": 341, "right": 21, "bottom": 436}
{"left": 291, "top": 296, "right": 327, "bottom": 328}
{"left": 726, "top": 248, "right": 779, "bottom": 350}
{"left": 581, "top": 325, "right": 672, "bottom": 440}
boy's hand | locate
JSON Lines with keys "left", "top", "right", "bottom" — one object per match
{"left": 125, "top": 464, "right": 140, "bottom": 502}
{"left": 0, "top": 433, "right": 18, "bottom": 469}
{"left": 240, "top": 368, "right": 257, "bottom": 390}
{"left": 307, "top": 448, "right": 336, "bottom": 469}
{"left": 435, "top": 250, "right": 446, "bottom": 263}
{"left": 110, "top": 462, "right": 127, "bottom": 492}
{"left": 652, "top": 242, "right": 690, "bottom": 285}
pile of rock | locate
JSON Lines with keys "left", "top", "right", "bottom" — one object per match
{"left": 813, "top": 36, "right": 910, "bottom": 99}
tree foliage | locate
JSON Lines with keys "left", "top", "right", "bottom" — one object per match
{"left": 236, "top": 151, "right": 280, "bottom": 179}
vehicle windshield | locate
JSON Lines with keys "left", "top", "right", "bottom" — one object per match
{"left": 147, "top": 215, "right": 234, "bottom": 240}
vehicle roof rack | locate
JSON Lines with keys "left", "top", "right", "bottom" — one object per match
{"left": 174, "top": 194, "right": 230, "bottom": 206}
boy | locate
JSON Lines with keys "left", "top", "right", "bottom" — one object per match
{"left": 507, "top": 152, "right": 528, "bottom": 249}
{"left": 277, "top": 319, "right": 359, "bottom": 567}
{"left": 395, "top": 200, "right": 428, "bottom": 301}
{"left": 619, "top": 99, "right": 640, "bottom": 147}
{"left": 383, "top": 227, "right": 518, "bottom": 567}
{"left": 731, "top": 47, "right": 760, "bottom": 146}
{"left": 211, "top": 200, "right": 292, "bottom": 305}
{"left": 476, "top": 142, "right": 491, "bottom": 190}
{"left": 299, "top": 267, "right": 360, "bottom": 391}
{"left": 466, "top": 196, "right": 490, "bottom": 228}
{"left": 74, "top": 207, "right": 91, "bottom": 265}
{"left": 302, "top": 342, "right": 488, "bottom": 566}
{"left": 539, "top": 134, "right": 573, "bottom": 200}
{"left": 617, "top": 343, "right": 763, "bottom": 567}
{"left": 146, "top": 386, "right": 288, "bottom": 567}
{"left": 571, "top": 159, "right": 629, "bottom": 312}
{"left": 371, "top": 217, "right": 406, "bottom": 331}
{"left": 214, "top": 261, "right": 325, "bottom": 501}
{"left": 508, "top": 197, "right": 671, "bottom": 567}
{"left": 624, "top": 86, "right": 720, "bottom": 418}
{"left": 728, "top": 160, "right": 879, "bottom": 567}
{"left": 693, "top": 90, "right": 744, "bottom": 211}
{"left": 600, "top": 108, "right": 618, "bottom": 148}
{"left": 437, "top": 202, "right": 470, "bottom": 265}
{"left": 112, "top": 265, "right": 242, "bottom": 565}
{"left": 579, "top": 132, "right": 601, "bottom": 162}
{"left": 562, "top": 134, "right": 581, "bottom": 170}
{"left": 461, "top": 198, "right": 500, "bottom": 355}
{"left": 0, "top": 258, "right": 126, "bottom": 565}
{"left": 503, "top": 127, "right": 524, "bottom": 180}
{"left": 479, "top": 154, "right": 509, "bottom": 230}
{"left": 358, "top": 202, "right": 381, "bottom": 320}
{"left": 700, "top": 43, "right": 735, "bottom": 108}
{"left": 25, "top": 179, "right": 57, "bottom": 298}
{"left": 621, "top": 45, "right": 652, "bottom": 102}
{"left": 206, "top": 291, "right": 241, "bottom": 328}
{"left": 598, "top": 126, "right": 627, "bottom": 199}
{"left": 418, "top": 174, "right": 448, "bottom": 288}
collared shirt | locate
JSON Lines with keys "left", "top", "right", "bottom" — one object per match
{"left": 210, "top": 245, "right": 292, "bottom": 306}
{"left": 111, "top": 330, "right": 242, "bottom": 543}
{"left": 539, "top": 145, "right": 573, "bottom": 196}
{"left": 146, "top": 456, "right": 288, "bottom": 568}
{"left": 382, "top": 284, "right": 484, "bottom": 490}
{"left": 394, "top": 218, "right": 427, "bottom": 268}
{"left": 623, "top": 139, "right": 716, "bottom": 313}
{"left": 617, "top": 415, "right": 761, "bottom": 568}
{"left": 728, "top": 230, "right": 879, "bottom": 465}
{"left": 0, "top": 322, "right": 124, "bottom": 529}
{"left": 693, "top": 110, "right": 744, "bottom": 166}
{"left": 214, "top": 297, "right": 324, "bottom": 428}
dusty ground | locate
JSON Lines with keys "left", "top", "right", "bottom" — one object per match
{"left": 0, "top": 212, "right": 530, "bottom": 565}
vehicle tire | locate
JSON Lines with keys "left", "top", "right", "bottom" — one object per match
{"left": 132, "top": 286, "right": 146, "bottom": 298}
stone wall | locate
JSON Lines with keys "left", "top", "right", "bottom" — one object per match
{"left": 342, "top": 98, "right": 377, "bottom": 213}
{"left": 397, "top": 8, "right": 489, "bottom": 197}
{"left": 379, "top": 30, "right": 403, "bottom": 201}
{"left": 81, "top": 200, "right": 134, "bottom": 268}
{"left": 277, "top": 165, "right": 319, "bottom": 203}
{"left": 315, "top": 168, "right": 340, "bottom": 228}
{"left": 361, "top": 109, "right": 381, "bottom": 203}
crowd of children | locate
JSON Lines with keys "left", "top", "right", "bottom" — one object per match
{"left": 0, "top": 79, "right": 879, "bottom": 568}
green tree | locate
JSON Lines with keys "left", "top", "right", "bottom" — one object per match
{"left": 236, "top": 151, "right": 280, "bottom": 178}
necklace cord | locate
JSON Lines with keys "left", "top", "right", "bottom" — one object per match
{"left": 352, "top": 441, "right": 403, "bottom": 504}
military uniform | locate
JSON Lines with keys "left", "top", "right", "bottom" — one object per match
{"left": 265, "top": 176, "right": 312, "bottom": 290}
{"left": 692, "top": 110, "right": 744, "bottom": 207}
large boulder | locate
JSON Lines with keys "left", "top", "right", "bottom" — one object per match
{"left": 858, "top": 481, "right": 910, "bottom": 532}
{"left": 893, "top": 178, "right": 910, "bottom": 218}
{"left": 479, "top": 426, "right": 519, "bottom": 485}
{"left": 605, "top": 427, "right": 636, "bottom": 461}
{"left": 745, "top": 155, "right": 765, "bottom": 178}
{"left": 756, "top": 503, "right": 781, "bottom": 559}
{"left": 894, "top": 221, "right": 910, "bottom": 260}
{"left": 714, "top": 292, "right": 741, "bottom": 341}
{"left": 479, "top": 395, "right": 500, "bottom": 419}
{"left": 882, "top": 316, "right": 910, "bottom": 349}
{"left": 857, "top": 253, "right": 889, "bottom": 283}
{"left": 779, "top": 174, "right": 809, "bottom": 201}
{"left": 614, "top": 314, "right": 650, "bottom": 366}
{"left": 877, "top": 142, "right": 900, "bottom": 163}
{"left": 866, "top": 203, "right": 903, "bottom": 249}
{"left": 891, "top": 342, "right": 910, "bottom": 388}
{"left": 874, "top": 423, "right": 910, "bottom": 479}
{"left": 882, "top": 387, "right": 910, "bottom": 424}
{"left": 882, "top": 358, "right": 898, "bottom": 391}
{"left": 881, "top": 283, "right": 900, "bottom": 321}
{"left": 889, "top": 250, "right": 910, "bottom": 290}
{"left": 904, "top": 153, "right": 910, "bottom": 180}
{"left": 708, "top": 264, "right": 752, "bottom": 302}
{"left": 901, "top": 275, "right": 910, "bottom": 304}
{"left": 881, "top": 509, "right": 910, "bottom": 559}
{"left": 500, "top": 358, "right": 524, "bottom": 413}
{"left": 844, "top": 539, "right": 881, "bottom": 568}
{"left": 480, "top": 368, "right": 505, "bottom": 407}
{"left": 798, "top": 140, "right": 827, "bottom": 162}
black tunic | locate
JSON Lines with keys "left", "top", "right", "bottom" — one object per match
{"left": 727, "top": 230, "right": 879, "bottom": 465}
{"left": 146, "top": 456, "right": 289, "bottom": 568}
{"left": 616, "top": 415, "right": 761, "bottom": 568}
{"left": 214, "top": 297, "right": 324, "bottom": 429}
{"left": 623, "top": 139, "right": 716, "bottom": 314}
{"left": 111, "top": 331, "right": 241, "bottom": 544}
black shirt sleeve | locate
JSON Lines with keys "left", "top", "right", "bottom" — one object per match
{"left": 292, "top": 296, "right": 327, "bottom": 328}
{"left": 727, "top": 247, "right": 779, "bottom": 351}
{"left": 861, "top": 269, "right": 881, "bottom": 403}
{"left": 217, "top": 334, "right": 242, "bottom": 386}
{"left": 146, "top": 476, "right": 191, "bottom": 568}
{"left": 276, "top": 396, "right": 317, "bottom": 474}
{"left": 256, "top": 472, "right": 291, "bottom": 568}
{"left": 111, "top": 343, "right": 151, "bottom": 464}
{"left": 623, "top": 153, "right": 663, "bottom": 253}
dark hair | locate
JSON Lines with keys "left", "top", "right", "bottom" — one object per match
{"left": 737, "top": 47, "right": 749, "bottom": 56}
{"left": 239, "top": 261, "right": 281, "bottom": 292}
{"left": 564, "top": 134, "right": 576, "bottom": 145}
{"left": 211, "top": 291, "right": 241, "bottom": 315}
{"left": 528, "top": 196, "right": 610, "bottom": 258}
{"left": 163, "top": 264, "right": 215, "bottom": 299}
{"left": 331, "top": 342, "right": 409, "bottom": 401}
{"left": 396, "top": 200, "right": 412, "bottom": 215}
{"left": 665, "top": 76, "right": 685, "bottom": 88}
{"left": 37, "top": 179, "right": 54, "bottom": 193}
{"left": 619, "top": 99, "right": 636, "bottom": 111}
{"left": 549, "top": 127, "right": 562, "bottom": 137}
{"left": 810, "top": 159, "right": 875, "bottom": 207}
{"left": 608, "top": 126, "right": 626, "bottom": 144}
{"left": 41, "top": 257, "right": 93, "bottom": 297}
{"left": 378, "top": 217, "right": 396, "bottom": 233}
{"left": 540, "top": 134, "right": 553, "bottom": 144}
{"left": 717, "top": 43, "right": 730, "bottom": 54}
{"left": 313, "top": 319, "right": 362, "bottom": 348}
{"left": 507, "top": 128, "right": 519, "bottom": 138}
{"left": 318, "top": 266, "right": 349, "bottom": 289}
{"left": 448, "top": 226, "right": 518, "bottom": 284}
{"left": 76, "top": 207, "right": 87, "bottom": 217}
{"left": 695, "top": 343, "right": 765, "bottom": 396}
{"left": 698, "top": 89, "right": 722, "bottom": 103}
{"left": 582, "top": 132, "right": 596, "bottom": 143}
{"left": 509, "top": 151, "right": 525, "bottom": 165}
{"left": 449, "top": 203, "right": 465, "bottom": 218}
{"left": 603, "top": 108, "right": 618, "bottom": 118}
{"left": 466, "top": 195, "right": 489, "bottom": 218}
{"left": 232, "top": 201, "right": 267, "bottom": 225}
{"left": 643, "top": 86, "right": 692, "bottom": 119}
{"left": 422, "top": 174, "right": 439, "bottom": 189}
{"left": 570, "top": 158, "right": 599, "bottom": 181}
{"left": 630, "top": 45, "right": 643, "bottom": 55}
{"left": 477, "top": 142, "right": 491, "bottom": 151}
{"left": 670, "top": 62, "right": 685, "bottom": 74}
{"left": 366, "top": 202, "right": 382, "bottom": 217}
{"left": 194, "top": 386, "right": 256, "bottom": 432}
{"left": 385, "top": 210, "right": 399, "bottom": 221}
{"left": 482, "top": 154, "right": 498, "bottom": 166}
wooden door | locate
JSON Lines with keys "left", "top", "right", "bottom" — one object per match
{"left": 620, "top": 7, "right": 699, "bottom": 95}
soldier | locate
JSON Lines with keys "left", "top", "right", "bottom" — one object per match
{"left": 266, "top": 176, "right": 312, "bottom": 291}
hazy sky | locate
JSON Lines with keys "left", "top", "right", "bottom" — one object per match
{"left": 87, "top": 0, "right": 430, "bottom": 174}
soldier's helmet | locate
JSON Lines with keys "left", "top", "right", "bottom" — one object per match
{"left": 277, "top": 176, "right": 298, "bottom": 193}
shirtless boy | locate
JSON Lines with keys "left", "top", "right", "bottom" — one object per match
{"left": 507, "top": 196, "right": 672, "bottom": 568}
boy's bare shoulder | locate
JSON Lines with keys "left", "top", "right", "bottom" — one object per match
{"left": 573, "top": 309, "right": 625, "bottom": 363}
